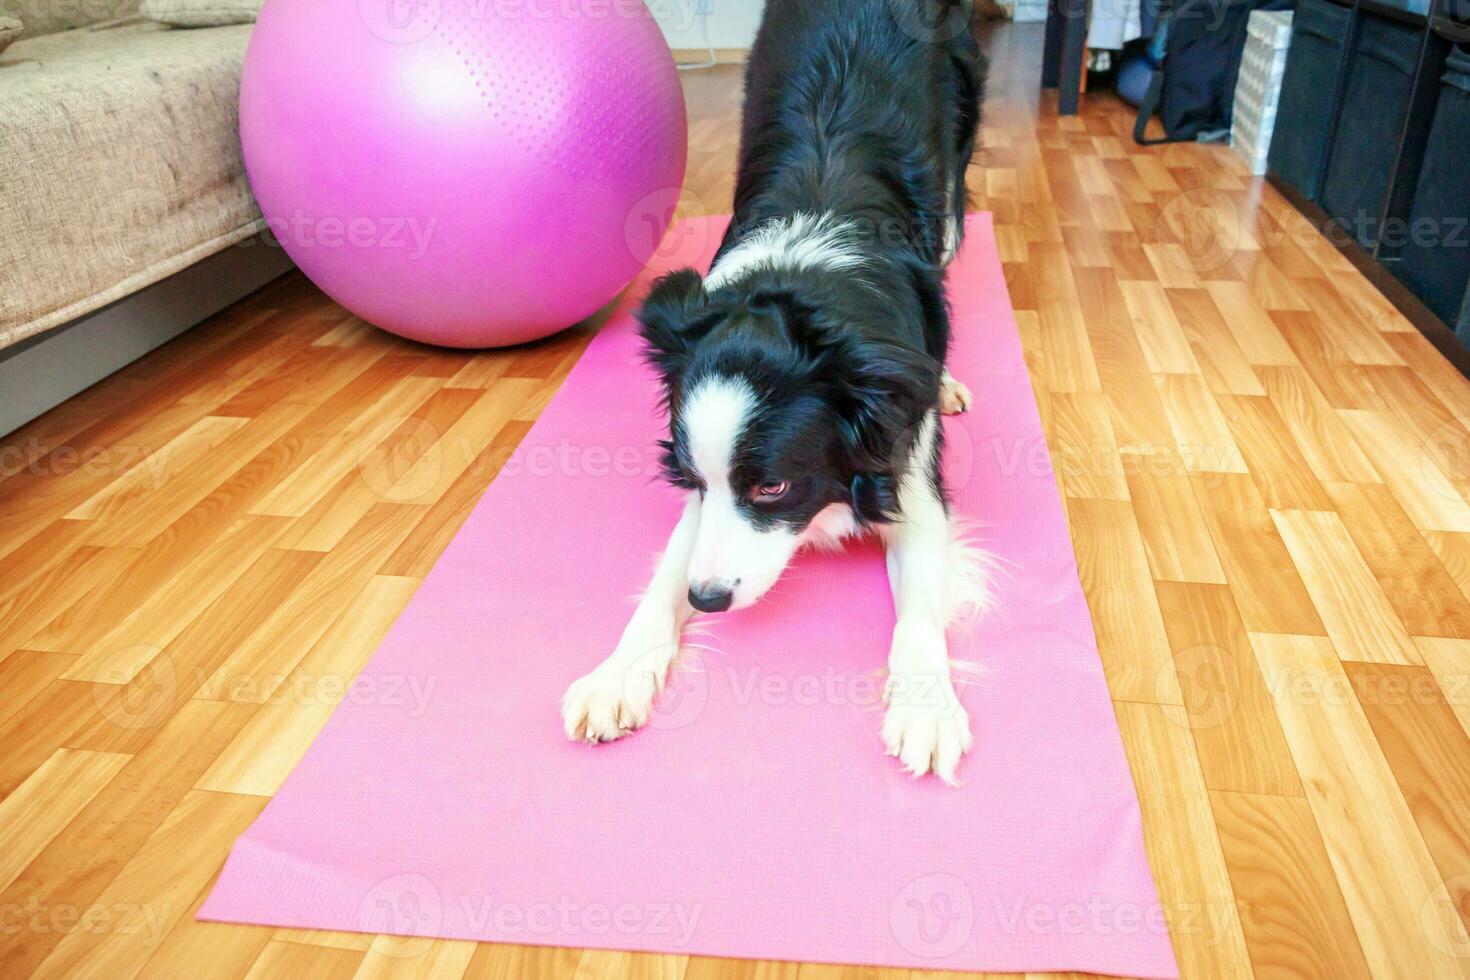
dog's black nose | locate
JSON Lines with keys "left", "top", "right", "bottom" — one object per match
{"left": 688, "top": 584, "right": 734, "bottom": 613}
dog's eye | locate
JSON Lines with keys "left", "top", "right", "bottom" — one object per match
{"left": 755, "top": 481, "right": 789, "bottom": 501}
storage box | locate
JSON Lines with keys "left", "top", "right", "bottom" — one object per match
{"left": 1396, "top": 45, "right": 1470, "bottom": 332}
{"left": 1233, "top": 10, "right": 1295, "bottom": 175}
{"left": 1268, "top": 0, "right": 1350, "bottom": 196}
{"left": 1319, "top": 12, "right": 1428, "bottom": 248}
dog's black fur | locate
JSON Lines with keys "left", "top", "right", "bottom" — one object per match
{"left": 638, "top": 0, "right": 985, "bottom": 531}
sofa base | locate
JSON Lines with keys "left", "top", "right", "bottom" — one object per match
{"left": 0, "top": 236, "right": 295, "bottom": 438}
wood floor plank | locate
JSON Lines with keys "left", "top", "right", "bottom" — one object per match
{"left": 0, "top": 649, "right": 80, "bottom": 729}
{"left": 1383, "top": 331, "right": 1470, "bottom": 420}
{"left": 137, "top": 867, "right": 275, "bottom": 980}
{"left": 1113, "top": 702, "right": 1254, "bottom": 978}
{"left": 1202, "top": 281, "right": 1299, "bottom": 367}
{"left": 1270, "top": 311, "right": 1386, "bottom": 412}
{"left": 573, "top": 950, "right": 691, "bottom": 980}
{"left": 1325, "top": 482, "right": 1470, "bottom": 639}
{"left": 0, "top": 748, "right": 131, "bottom": 893}
{"left": 1248, "top": 633, "right": 1470, "bottom": 976}
{"left": 26, "top": 447, "right": 315, "bottom": 656}
{"left": 1344, "top": 661, "right": 1470, "bottom": 950}
{"left": 0, "top": 401, "right": 222, "bottom": 564}
{"left": 1271, "top": 508, "right": 1421, "bottom": 666}
{"left": 1152, "top": 372, "right": 1248, "bottom": 474}
{"left": 1031, "top": 242, "right": 1102, "bottom": 394}
{"left": 1253, "top": 366, "right": 1379, "bottom": 485}
{"left": 462, "top": 943, "right": 584, "bottom": 980}
{"left": 1190, "top": 473, "right": 1325, "bottom": 636}
{"left": 0, "top": 546, "right": 140, "bottom": 656}
{"left": 1166, "top": 288, "right": 1266, "bottom": 396}
{"left": 1287, "top": 276, "right": 1406, "bottom": 367}
{"left": 1425, "top": 531, "right": 1470, "bottom": 607}
{"left": 195, "top": 575, "right": 420, "bottom": 795}
{"left": 236, "top": 940, "right": 366, "bottom": 980}
{"left": 1216, "top": 395, "right": 1333, "bottom": 512}
{"left": 0, "top": 699, "right": 258, "bottom": 976}
{"left": 1243, "top": 249, "right": 1311, "bottom": 311}
{"left": 275, "top": 386, "right": 483, "bottom": 552}
{"left": 66, "top": 415, "right": 248, "bottom": 523}
{"left": 380, "top": 420, "right": 533, "bottom": 578}
{"left": 82, "top": 401, "right": 310, "bottom": 549}
{"left": 31, "top": 789, "right": 267, "bottom": 980}
{"left": 60, "top": 515, "right": 291, "bottom": 684}
{"left": 1049, "top": 393, "right": 1130, "bottom": 501}
{"left": 1068, "top": 498, "right": 1181, "bottom": 703}
{"left": 1073, "top": 267, "right": 1178, "bottom": 454}
{"left": 64, "top": 548, "right": 327, "bottom": 756}
{"left": 195, "top": 504, "right": 425, "bottom": 703}
{"left": 1414, "top": 638, "right": 1470, "bottom": 741}
{"left": 1153, "top": 582, "right": 1301, "bottom": 795}
{"left": 1339, "top": 409, "right": 1470, "bottom": 533}
{"left": 389, "top": 377, "right": 543, "bottom": 506}
{"left": 0, "top": 517, "right": 97, "bottom": 609}
{"left": 1365, "top": 365, "right": 1470, "bottom": 502}
{"left": 1208, "top": 790, "right": 1371, "bottom": 979}
{"left": 249, "top": 376, "right": 445, "bottom": 517}
{"left": 215, "top": 342, "right": 384, "bottom": 416}
{"left": 1126, "top": 464, "right": 1228, "bottom": 584}
{"left": 353, "top": 935, "right": 478, "bottom": 979}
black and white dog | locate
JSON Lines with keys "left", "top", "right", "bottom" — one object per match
{"left": 563, "top": 0, "right": 988, "bottom": 783}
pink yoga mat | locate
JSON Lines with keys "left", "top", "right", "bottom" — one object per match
{"left": 200, "top": 215, "right": 1178, "bottom": 977}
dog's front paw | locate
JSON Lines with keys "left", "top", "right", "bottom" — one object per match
{"left": 939, "top": 371, "right": 971, "bottom": 415}
{"left": 563, "top": 617, "right": 680, "bottom": 744}
{"left": 561, "top": 656, "right": 664, "bottom": 744}
{"left": 881, "top": 672, "right": 973, "bottom": 785}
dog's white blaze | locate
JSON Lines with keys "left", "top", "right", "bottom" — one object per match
{"left": 704, "top": 212, "right": 867, "bottom": 291}
{"left": 681, "top": 375, "right": 800, "bottom": 608}
{"left": 682, "top": 375, "right": 754, "bottom": 488}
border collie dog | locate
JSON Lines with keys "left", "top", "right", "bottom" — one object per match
{"left": 563, "top": 0, "right": 988, "bottom": 783}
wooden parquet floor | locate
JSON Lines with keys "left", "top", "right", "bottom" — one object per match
{"left": 3, "top": 20, "right": 1470, "bottom": 980}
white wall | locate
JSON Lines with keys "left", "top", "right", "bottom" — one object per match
{"left": 650, "top": 0, "right": 764, "bottom": 48}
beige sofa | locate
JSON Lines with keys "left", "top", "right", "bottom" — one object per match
{"left": 0, "top": 1, "right": 291, "bottom": 434}
{"left": 0, "top": 3, "right": 265, "bottom": 349}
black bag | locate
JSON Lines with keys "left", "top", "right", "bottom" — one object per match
{"left": 1133, "top": 0, "right": 1295, "bottom": 144}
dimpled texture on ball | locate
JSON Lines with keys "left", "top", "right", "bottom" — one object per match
{"left": 435, "top": 0, "right": 683, "bottom": 181}
{"left": 240, "top": 0, "right": 688, "bottom": 348}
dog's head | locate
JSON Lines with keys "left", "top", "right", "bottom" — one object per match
{"left": 637, "top": 264, "right": 939, "bottom": 612}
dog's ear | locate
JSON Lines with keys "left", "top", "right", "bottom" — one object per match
{"left": 830, "top": 337, "right": 937, "bottom": 463}
{"left": 824, "top": 336, "right": 938, "bottom": 522}
{"left": 849, "top": 471, "right": 901, "bottom": 523}
{"left": 636, "top": 268, "right": 709, "bottom": 380}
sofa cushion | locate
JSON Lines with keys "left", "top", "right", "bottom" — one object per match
{"left": 0, "top": 16, "right": 21, "bottom": 53}
{"left": 0, "top": 0, "right": 139, "bottom": 39}
{"left": 0, "top": 21, "right": 266, "bottom": 349}
{"left": 141, "top": 0, "right": 260, "bottom": 28}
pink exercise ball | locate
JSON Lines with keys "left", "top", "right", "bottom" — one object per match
{"left": 240, "top": 0, "right": 688, "bottom": 347}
